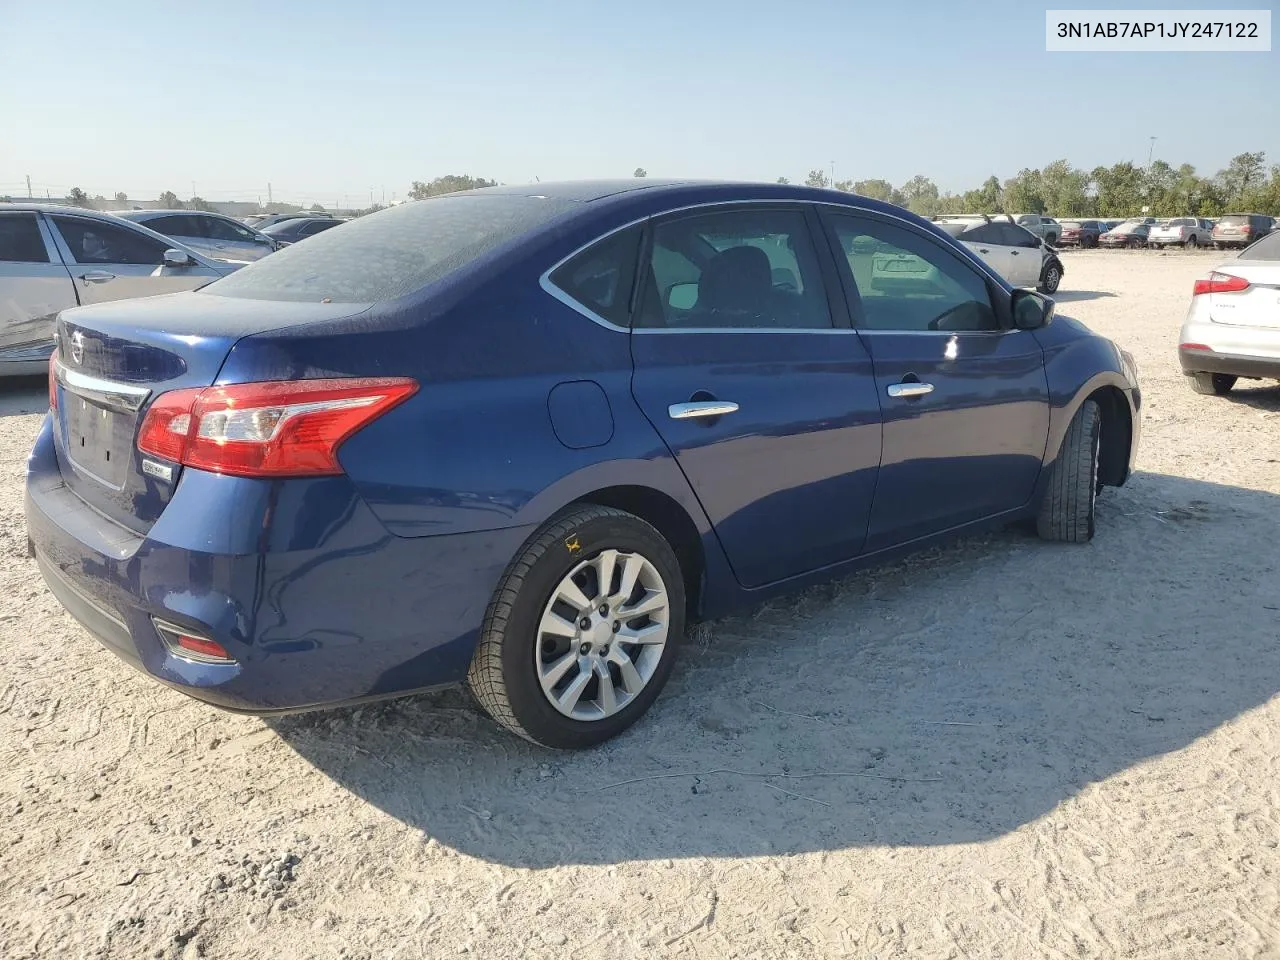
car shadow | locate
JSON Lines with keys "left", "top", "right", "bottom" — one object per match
{"left": 1050, "top": 290, "right": 1116, "bottom": 303}
{"left": 269, "top": 471, "right": 1280, "bottom": 867}
{"left": 1221, "top": 381, "right": 1280, "bottom": 412}
{"left": 0, "top": 376, "right": 47, "bottom": 418}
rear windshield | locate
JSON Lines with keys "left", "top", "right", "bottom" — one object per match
{"left": 1060, "top": 221, "right": 1081, "bottom": 229}
{"left": 1218, "top": 215, "right": 1251, "bottom": 225}
{"left": 205, "top": 194, "right": 574, "bottom": 302}
{"left": 1240, "top": 232, "right": 1280, "bottom": 260}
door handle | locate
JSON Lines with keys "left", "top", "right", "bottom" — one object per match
{"left": 81, "top": 271, "right": 115, "bottom": 284}
{"left": 1010, "top": 250, "right": 1020, "bottom": 256}
{"left": 978, "top": 248, "right": 989, "bottom": 253}
{"left": 887, "top": 382, "right": 934, "bottom": 399}
{"left": 668, "top": 400, "right": 739, "bottom": 420}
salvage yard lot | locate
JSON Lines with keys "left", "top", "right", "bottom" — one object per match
{"left": 1, "top": 250, "right": 1278, "bottom": 960}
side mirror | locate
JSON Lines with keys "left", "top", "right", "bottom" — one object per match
{"left": 162, "top": 248, "right": 194, "bottom": 268}
{"left": 254, "top": 235, "right": 273, "bottom": 244}
{"left": 1012, "top": 288, "right": 1054, "bottom": 330}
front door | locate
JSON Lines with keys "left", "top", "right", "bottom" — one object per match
{"left": 629, "top": 205, "right": 883, "bottom": 588}
{"left": 822, "top": 210, "right": 1050, "bottom": 551}
{"left": 46, "top": 215, "right": 212, "bottom": 305}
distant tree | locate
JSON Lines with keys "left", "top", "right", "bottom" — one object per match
{"left": 1217, "top": 151, "right": 1266, "bottom": 203}
{"left": 158, "top": 190, "right": 183, "bottom": 208}
{"left": 1003, "top": 168, "right": 1045, "bottom": 214}
{"left": 309, "top": 202, "right": 326, "bottom": 212}
{"left": 187, "top": 196, "right": 215, "bottom": 212}
{"left": 775, "top": 177, "right": 790, "bottom": 184}
{"left": 1092, "top": 162, "right": 1145, "bottom": 217}
{"left": 114, "top": 191, "right": 128, "bottom": 203}
{"left": 961, "top": 175, "right": 1003, "bottom": 213}
{"left": 1142, "top": 160, "right": 1180, "bottom": 216}
{"left": 852, "top": 179, "right": 898, "bottom": 204}
{"left": 408, "top": 176, "right": 498, "bottom": 199}
{"left": 804, "top": 169, "right": 829, "bottom": 189}
{"left": 832, "top": 180, "right": 854, "bottom": 193}
{"left": 65, "top": 187, "right": 91, "bottom": 208}
{"left": 897, "top": 175, "right": 940, "bottom": 215}
{"left": 633, "top": 167, "right": 647, "bottom": 178}
{"left": 1036, "top": 159, "right": 1092, "bottom": 216}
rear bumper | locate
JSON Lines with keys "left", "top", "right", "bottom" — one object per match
{"left": 24, "top": 416, "right": 533, "bottom": 714}
{"left": 1179, "top": 347, "right": 1280, "bottom": 380}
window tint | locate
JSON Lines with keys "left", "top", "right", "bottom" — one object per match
{"left": 999, "top": 223, "right": 1040, "bottom": 247}
{"left": 203, "top": 216, "right": 256, "bottom": 242}
{"left": 146, "top": 215, "right": 198, "bottom": 237}
{"left": 1239, "top": 231, "right": 1280, "bottom": 260}
{"left": 51, "top": 216, "right": 168, "bottom": 265}
{"left": 303, "top": 220, "right": 340, "bottom": 235}
{"left": 547, "top": 227, "right": 641, "bottom": 327}
{"left": 831, "top": 215, "right": 998, "bottom": 333}
{"left": 957, "top": 223, "right": 1003, "bottom": 244}
{"left": 0, "top": 214, "right": 50, "bottom": 263}
{"left": 1218, "top": 215, "right": 1250, "bottom": 225}
{"left": 207, "top": 195, "right": 573, "bottom": 302}
{"left": 635, "top": 208, "right": 831, "bottom": 330}
{"left": 1060, "top": 221, "right": 1082, "bottom": 230}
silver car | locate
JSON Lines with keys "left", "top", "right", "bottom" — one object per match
{"left": 114, "top": 209, "right": 278, "bottom": 262}
{"left": 0, "top": 204, "right": 239, "bottom": 376}
{"left": 1148, "top": 217, "right": 1214, "bottom": 250}
{"left": 1178, "top": 230, "right": 1280, "bottom": 396}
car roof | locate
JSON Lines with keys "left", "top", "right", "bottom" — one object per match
{"left": 0, "top": 201, "right": 122, "bottom": 217}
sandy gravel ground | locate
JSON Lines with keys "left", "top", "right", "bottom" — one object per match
{"left": 1, "top": 249, "right": 1279, "bottom": 960}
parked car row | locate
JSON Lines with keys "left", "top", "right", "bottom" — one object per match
{"left": 1054, "top": 213, "right": 1276, "bottom": 251}
{"left": 0, "top": 204, "right": 240, "bottom": 376}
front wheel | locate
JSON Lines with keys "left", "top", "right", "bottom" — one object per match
{"left": 1039, "top": 262, "right": 1062, "bottom": 294}
{"left": 466, "top": 505, "right": 685, "bottom": 748}
{"left": 1189, "top": 372, "right": 1236, "bottom": 396}
{"left": 1037, "top": 400, "right": 1100, "bottom": 543}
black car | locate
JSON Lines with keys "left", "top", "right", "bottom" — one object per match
{"left": 259, "top": 217, "right": 345, "bottom": 246}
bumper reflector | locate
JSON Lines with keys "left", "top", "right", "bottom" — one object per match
{"left": 153, "top": 619, "right": 235, "bottom": 663}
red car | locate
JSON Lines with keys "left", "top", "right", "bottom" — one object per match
{"left": 1099, "top": 222, "right": 1150, "bottom": 249}
{"left": 1057, "top": 220, "right": 1104, "bottom": 248}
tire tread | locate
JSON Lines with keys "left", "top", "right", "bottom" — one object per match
{"left": 1036, "top": 400, "right": 1099, "bottom": 543}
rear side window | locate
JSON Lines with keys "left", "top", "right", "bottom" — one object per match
{"left": 547, "top": 227, "right": 641, "bottom": 327}
{"left": 146, "top": 215, "right": 198, "bottom": 236}
{"left": 0, "top": 214, "right": 50, "bottom": 263}
{"left": 1218, "top": 215, "right": 1250, "bottom": 225}
{"left": 203, "top": 216, "right": 257, "bottom": 242}
{"left": 207, "top": 195, "right": 573, "bottom": 302}
{"left": 957, "top": 223, "right": 1003, "bottom": 244}
{"left": 50, "top": 216, "right": 167, "bottom": 265}
{"left": 1240, "top": 232, "right": 1280, "bottom": 260}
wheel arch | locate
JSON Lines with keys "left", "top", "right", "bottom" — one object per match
{"left": 1041, "top": 370, "right": 1137, "bottom": 489}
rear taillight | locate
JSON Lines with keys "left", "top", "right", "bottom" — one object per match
{"left": 1192, "top": 272, "right": 1250, "bottom": 296}
{"left": 137, "top": 378, "right": 418, "bottom": 478}
{"left": 48, "top": 348, "right": 58, "bottom": 411}
{"left": 1180, "top": 342, "right": 1213, "bottom": 352}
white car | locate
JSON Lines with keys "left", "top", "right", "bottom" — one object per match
{"left": 1148, "top": 217, "right": 1214, "bottom": 250}
{"left": 1178, "top": 230, "right": 1280, "bottom": 395}
{"left": 0, "top": 204, "right": 239, "bottom": 376}
{"left": 934, "top": 216, "right": 1065, "bottom": 293}
{"left": 113, "top": 210, "right": 278, "bottom": 262}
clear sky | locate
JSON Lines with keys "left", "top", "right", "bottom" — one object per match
{"left": 2, "top": 0, "right": 1276, "bottom": 206}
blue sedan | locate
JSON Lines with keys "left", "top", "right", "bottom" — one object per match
{"left": 26, "top": 180, "right": 1141, "bottom": 748}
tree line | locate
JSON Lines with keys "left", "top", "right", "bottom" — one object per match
{"left": 782, "top": 152, "right": 1278, "bottom": 218}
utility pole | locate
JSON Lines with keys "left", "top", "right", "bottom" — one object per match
{"left": 25, "top": 174, "right": 32, "bottom": 198}
{"left": 830, "top": 161, "right": 835, "bottom": 187}
{"left": 191, "top": 181, "right": 196, "bottom": 198}
{"left": 1147, "top": 136, "right": 1157, "bottom": 167}
{"left": 267, "top": 182, "right": 273, "bottom": 205}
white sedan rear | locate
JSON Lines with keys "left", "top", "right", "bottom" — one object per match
{"left": 1178, "top": 231, "right": 1280, "bottom": 395}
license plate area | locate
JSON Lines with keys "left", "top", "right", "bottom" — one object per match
{"left": 65, "top": 394, "right": 132, "bottom": 489}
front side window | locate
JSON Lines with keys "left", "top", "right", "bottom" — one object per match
{"left": 547, "top": 227, "right": 641, "bottom": 327}
{"left": 998, "top": 223, "right": 1041, "bottom": 248}
{"left": 830, "top": 215, "right": 998, "bottom": 333}
{"left": 50, "top": 216, "right": 167, "bottom": 265}
{"left": 0, "top": 214, "right": 50, "bottom": 263}
{"left": 145, "top": 215, "right": 198, "bottom": 237}
{"left": 203, "top": 216, "right": 256, "bottom": 242}
{"left": 635, "top": 208, "right": 831, "bottom": 330}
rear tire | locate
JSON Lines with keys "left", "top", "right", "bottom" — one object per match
{"left": 1184, "top": 235, "right": 1198, "bottom": 250}
{"left": 1189, "top": 372, "right": 1236, "bottom": 396}
{"left": 1037, "top": 400, "right": 1100, "bottom": 544}
{"left": 466, "top": 505, "right": 685, "bottom": 749}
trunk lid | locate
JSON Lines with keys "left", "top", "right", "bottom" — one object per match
{"left": 1207, "top": 262, "right": 1280, "bottom": 332}
{"left": 51, "top": 292, "right": 370, "bottom": 533}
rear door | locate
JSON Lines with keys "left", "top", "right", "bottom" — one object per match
{"left": 994, "top": 222, "right": 1042, "bottom": 286}
{"left": 956, "top": 223, "right": 1014, "bottom": 280}
{"left": 628, "top": 204, "right": 883, "bottom": 588}
{"left": 0, "top": 212, "right": 76, "bottom": 363}
{"left": 199, "top": 215, "right": 270, "bottom": 261}
{"left": 821, "top": 209, "right": 1050, "bottom": 551}
{"left": 46, "top": 214, "right": 218, "bottom": 305}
